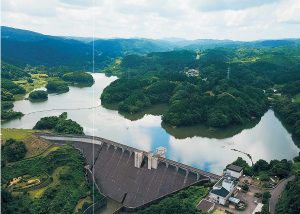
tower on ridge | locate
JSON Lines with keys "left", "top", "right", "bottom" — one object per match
{"left": 227, "top": 67, "right": 230, "bottom": 80}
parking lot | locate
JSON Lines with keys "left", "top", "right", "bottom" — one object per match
{"left": 214, "top": 185, "right": 262, "bottom": 214}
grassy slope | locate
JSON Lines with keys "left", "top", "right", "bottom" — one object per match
{"left": 294, "top": 92, "right": 300, "bottom": 103}
{"left": 1, "top": 129, "right": 53, "bottom": 158}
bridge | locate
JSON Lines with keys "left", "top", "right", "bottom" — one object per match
{"left": 35, "top": 132, "right": 222, "bottom": 212}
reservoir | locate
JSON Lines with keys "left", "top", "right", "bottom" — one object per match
{"left": 2, "top": 73, "right": 300, "bottom": 175}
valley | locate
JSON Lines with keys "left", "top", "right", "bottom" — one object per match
{"left": 1, "top": 26, "right": 300, "bottom": 214}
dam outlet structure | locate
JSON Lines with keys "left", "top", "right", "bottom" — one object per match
{"left": 35, "top": 132, "right": 222, "bottom": 213}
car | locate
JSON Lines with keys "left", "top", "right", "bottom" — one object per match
{"left": 254, "top": 201, "right": 259, "bottom": 204}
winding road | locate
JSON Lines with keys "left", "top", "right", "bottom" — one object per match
{"left": 269, "top": 175, "right": 295, "bottom": 214}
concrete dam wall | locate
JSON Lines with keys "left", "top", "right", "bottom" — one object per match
{"left": 35, "top": 133, "right": 222, "bottom": 209}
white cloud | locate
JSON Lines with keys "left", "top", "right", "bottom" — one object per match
{"left": 274, "top": 0, "right": 300, "bottom": 24}
{"left": 189, "top": 0, "right": 282, "bottom": 12}
{"left": 1, "top": 0, "right": 299, "bottom": 41}
{"left": 2, "top": 0, "right": 58, "bottom": 17}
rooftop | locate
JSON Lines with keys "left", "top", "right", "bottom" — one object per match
{"left": 226, "top": 164, "right": 243, "bottom": 172}
{"left": 156, "top": 146, "right": 167, "bottom": 151}
{"left": 211, "top": 187, "right": 230, "bottom": 198}
{"left": 196, "top": 199, "right": 214, "bottom": 212}
{"left": 228, "top": 197, "right": 240, "bottom": 204}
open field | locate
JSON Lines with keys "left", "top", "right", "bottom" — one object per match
{"left": 29, "top": 189, "right": 46, "bottom": 199}
{"left": 212, "top": 209, "right": 226, "bottom": 214}
{"left": 14, "top": 77, "right": 47, "bottom": 93}
{"left": 1, "top": 129, "right": 53, "bottom": 158}
{"left": 294, "top": 93, "right": 300, "bottom": 103}
{"left": 1, "top": 128, "right": 34, "bottom": 141}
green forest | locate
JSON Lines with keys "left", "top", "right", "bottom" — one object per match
{"left": 29, "top": 90, "right": 48, "bottom": 99}
{"left": 33, "top": 112, "right": 84, "bottom": 134}
{"left": 1, "top": 144, "right": 101, "bottom": 214}
{"left": 101, "top": 45, "right": 300, "bottom": 129}
{"left": 276, "top": 172, "right": 300, "bottom": 214}
{"left": 231, "top": 156, "right": 296, "bottom": 180}
{"left": 1, "top": 78, "right": 26, "bottom": 120}
{"left": 62, "top": 71, "right": 94, "bottom": 83}
{"left": 273, "top": 96, "right": 300, "bottom": 138}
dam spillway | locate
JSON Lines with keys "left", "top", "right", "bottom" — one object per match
{"left": 35, "top": 132, "right": 222, "bottom": 209}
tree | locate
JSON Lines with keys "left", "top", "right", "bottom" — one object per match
{"left": 55, "top": 119, "right": 84, "bottom": 135}
{"left": 243, "top": 184, "right": 249, "bottom": 191}
{"left": 29, "top": 90, "right": 48, "bottom": 99}
{"left": 2, "top": 138, "right": 27, "bottom": 162}
{"left": 27, "top": 78, "right": 33, "bottom": 83}
{"left": 254, "top": 159, "right": 269, "bottom": 171}
{"left": 271, "top": 159, "right": 291, "bottom": 179}
{"left": 263, "top": 191, "right": 271, "bottom": 199}
{"left": 293, "top": 152, "right": 300, "bottom": 163}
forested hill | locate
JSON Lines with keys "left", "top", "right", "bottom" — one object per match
{"left": 101, "top": 46, "right": 300, "bottom": 128}
{"left": 91, "top": 38, "right": 172, "bottom": 58}
{"left": 1, "top": 26, "right": 171, "bottom": 70}
{"left": 2, "top": 26, "right": 300, "bottom": 71}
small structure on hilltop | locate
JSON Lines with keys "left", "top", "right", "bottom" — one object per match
{"left": 185, "top": 69, "right": 199, "bottom": 77}
{"left": 209, "top": 172, "right": 239, "bottom": 205}
{"left": 226, "top": 164, "right": 243, "bottom": 178}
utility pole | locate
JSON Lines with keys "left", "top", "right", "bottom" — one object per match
{"left": 227, "top": 67, "right": 230, "bottom": 80}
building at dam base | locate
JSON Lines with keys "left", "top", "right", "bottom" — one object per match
{"left": 35, "top": 133, "right": 222, "bottom": 212}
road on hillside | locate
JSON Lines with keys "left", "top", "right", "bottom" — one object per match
{"left": 269, "top": 175, "right": 295, "bottom": 214}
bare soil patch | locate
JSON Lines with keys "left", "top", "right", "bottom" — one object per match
{"left": 28, "top": 179, "right": 40, "bottom": 184}
{"left": 23, "top": 134, "right": 53, "bottom": 158}
{"left": 9, "top": 177, "right": 22, "bottom": 186}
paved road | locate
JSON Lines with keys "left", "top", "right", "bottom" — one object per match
{"left": 269, "top": 176, "right": 295, "bottom": 214}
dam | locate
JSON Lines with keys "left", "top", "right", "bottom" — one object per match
{"left": 35, "top": 132, "right": 222, "bottom": 212}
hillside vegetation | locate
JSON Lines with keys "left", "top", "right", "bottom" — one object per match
{"left": 276, "top": 172, "right": 300, "bottom": 214}
{"left": 1, "top": 143, "right": 101, "bottom": 214}
{"left": 33, "top": 112, "right": 84, "bottom": 135}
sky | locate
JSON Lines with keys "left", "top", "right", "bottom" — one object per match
{"left": 1, "top": 0, "right": 300, "bottom": 41}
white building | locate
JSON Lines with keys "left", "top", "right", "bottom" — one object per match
{"left": 209, "top": 172, "right": 239, "bottom": 205}
{"left": 226, "top": 164, "right": 243, "bottom": 178}
{"left": 185, "top": 69, "right": 199, "bottom": 77}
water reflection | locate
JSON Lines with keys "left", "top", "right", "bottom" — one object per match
{"left": 102, "top": 103, "right": 169, "bottom": 121}
{"left": 168, "top": 110, "right": 300, "bottom": 174}
{"left": 72, "top": 82, "right": 94, "bottom": 88}
{"left": 273, "top": 111, "right": 300, "bottom": 149}
{"left": 28, "top": 99, "right": 48, "bottom": 103}
{"left": 161, "top": 117, "right": 261, "bottom": 140}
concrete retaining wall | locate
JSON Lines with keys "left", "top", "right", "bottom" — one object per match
{"left": 113, "top": 178, "right": 209, "bottom": 213}
{"left": 83, "top": 198, "right": 107, "bottom": 214}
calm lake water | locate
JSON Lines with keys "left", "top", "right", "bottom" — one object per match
{"left": 2, "top": 73, "right": 300, "bottom": 175}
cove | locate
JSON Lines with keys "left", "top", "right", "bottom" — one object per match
{"left": 2, "top": 73, "right": 299, "bottom": 175}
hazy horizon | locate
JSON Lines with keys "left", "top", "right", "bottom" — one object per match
{"left": 2, "top": 25, "right": 300, "bottom": 42}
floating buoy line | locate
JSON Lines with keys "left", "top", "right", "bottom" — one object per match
{"left": 25, "top": 105, "right": 102, "bottom": 115}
